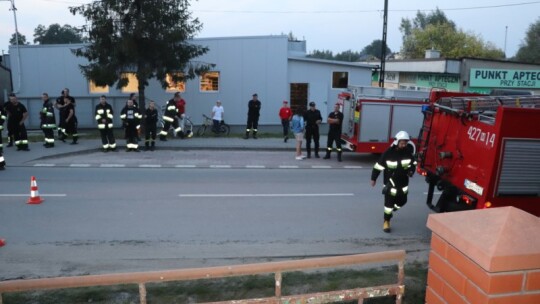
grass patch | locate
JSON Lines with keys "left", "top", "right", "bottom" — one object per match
{"left": 2, "top": 263, "right": 428, "bottom": 304}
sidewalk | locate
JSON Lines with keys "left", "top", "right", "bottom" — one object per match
{"left": 2, "top": 133, "right": 329, "bottom": 167}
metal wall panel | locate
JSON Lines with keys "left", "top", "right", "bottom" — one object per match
{"left": 390, "top": 104, "right": 424, "bottom": 140}
{"left": 497, "top": 140, "right": 540, "bottom": 196}
{"left": 359, "top": 103, "right": 391, "bottom": 142}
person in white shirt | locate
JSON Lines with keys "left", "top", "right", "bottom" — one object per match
{"left": 211, "top": 100, "right": 224, "bottom": 133}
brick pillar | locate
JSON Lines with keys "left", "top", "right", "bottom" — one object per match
{"left": 425, "top": 207, "right": 540, "bottom": 304}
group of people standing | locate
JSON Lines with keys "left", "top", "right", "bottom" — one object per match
{"left": 96, "top": 92, "right": 187, "bottom": 152}
{"left": 279, "top": 100, "right": 344, "bottom": 161}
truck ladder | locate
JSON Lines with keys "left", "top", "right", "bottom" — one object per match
{"left": 437, "top": 95, "right": 540, "bottom": 114}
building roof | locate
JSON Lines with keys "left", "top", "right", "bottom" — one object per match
{"left": 288, "top": 56, "right": 373, "bottom": 69}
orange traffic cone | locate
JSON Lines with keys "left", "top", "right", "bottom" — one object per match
{"left": 27, "top": 176, "right": 44, "bottom": 204}
{"left": 0, "top": 239, "right": 5, "bottom": 247}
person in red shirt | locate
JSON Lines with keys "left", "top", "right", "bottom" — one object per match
{"left": 175, "top": 93, "right": 187, "bottom": 138}
{"left": 278, "top": 100, "right": 293, "bottom": 142}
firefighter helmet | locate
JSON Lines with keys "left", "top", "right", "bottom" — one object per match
{"left": 393, "top": 131, "right": 410, "bottom": 145}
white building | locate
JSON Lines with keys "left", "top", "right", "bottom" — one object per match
{"left": 7, "top": 35, "right": 372, "bottom": 129}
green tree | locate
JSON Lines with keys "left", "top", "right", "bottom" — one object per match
{"left": 69, "top": 0, "right": 211, "bottom": 110}
{"left": 400, "top": 9, "right": 503, "bottom": 59}
{"left": 34, "top": 24, "right": 85, "bottom": 44}
{"left": 515, "top": 18, "right": 540, "bottom": 63}
{"left": 307, "top": 49, "right": 334, "bottom": 60}
{"left": 360, "top": 39, "right": 392, "bottom": 59}
{"left": 9, "top": 31, "right": 28, "bottom": 45}
{"left": 334, "top": 50, "right": 362, "bottom": 62}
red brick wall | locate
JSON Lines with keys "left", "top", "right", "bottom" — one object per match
{"left": 426, "top": 233, "right": 540, "bottom": 304}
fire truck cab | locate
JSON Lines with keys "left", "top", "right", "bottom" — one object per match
{"left": 417, "top": 93, "right": 540, "bottom": 216}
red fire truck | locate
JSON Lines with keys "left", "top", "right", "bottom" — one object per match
{"left": 339, "top": 86, "right": 431, "bottom": 154}
{"left": 339, "top": 86, "right": 485, "bottom": 153}
{"left": 340, "top": 86, "right": 540, "bottom": 216}
{"left": 417, "top": 92, "right": 540, "bottom": 216}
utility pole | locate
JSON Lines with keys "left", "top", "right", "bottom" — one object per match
{"left": 1, "top": 0, "right": 22, "bottom": 92}
{"left": 504, "top": 25, "right": 508, "bottom": 58}
{"left": 378, "top": 0, "right": 388, "bottom": 88}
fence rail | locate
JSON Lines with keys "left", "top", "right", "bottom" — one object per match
{"left": 0, "top": 250, "right": 406, "bottom": 304}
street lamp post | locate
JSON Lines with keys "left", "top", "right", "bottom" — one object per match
{"left": 2, "top": 0, "right": 22, "bottom": 93}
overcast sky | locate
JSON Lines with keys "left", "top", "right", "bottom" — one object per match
{"left": 0, "top": 0, "right": 538, "bottom": 58}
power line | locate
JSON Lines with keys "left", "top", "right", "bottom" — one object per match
{"left": 194, "top": 1, "right": 540, "bottom": 14}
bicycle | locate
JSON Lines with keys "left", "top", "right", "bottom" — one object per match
{"left": 196, "top": 114, "right": 230, "bottom": 137}
{"left": 157, "top": 103, "right": 194, "bottom": 138}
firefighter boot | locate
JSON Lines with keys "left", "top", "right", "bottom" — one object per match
{"left": 7, "top": 137, "right": 13, "bottom": 147}
{"left": 244, "top": 131, "right": 249, "bottom": 139}
{"left": 253, "top": 131, "right": 258, "bottom": 139}
{"left": 144, "top": 142, "right": 150, "bottom": 151}
{"left": 383, "top": 220, "right": 391, "bottom": 233}
{"left": 337, "top": 151, "right": 342, "bottom": 162}
{"left": 323, "top": 149, "right": 331, "bottom": 159}
{"left": 314, "top": 149, "right": 320, "bottom": 158}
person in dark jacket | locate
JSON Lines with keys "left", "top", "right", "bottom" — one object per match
{"left": 121, "top": 99, "right": 142, "bottom": 152}
{"left": 55, "top": 88, "right": 75, "bottom": 141}
{"left": 244, "top": 93, "right": 261, "bottom": 139}
{"left": 0, "top": 101, "right": 6, "bottom": 152}
{"left": 370, "top": 131, "right": 416, "bottom": 233}
{"left": 40, "top": 93, "right": 56, "bottom": 148}
{"left": 303, "top": 101, "right": 323, "bottom": 158}
{"left": 63, "top": 97, "right": 78, "bottom": 144}
{"left": 323, "top": 103, "right": 344, "bottom": 161}
{"left": 95, "top": 95, "right": 116, "bottom": 152}
{"left": 144, "top": 100, "right": 158, "bottom": 151}
{"left": 5, "top": 93, "right": 29, "bottom": 151}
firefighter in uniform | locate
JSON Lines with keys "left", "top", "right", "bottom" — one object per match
{"left": 63, "top": 96, "right": 78, "bottom": 144}
{"left": 0, "top": 100, "right": 6, "bottom": 152}
{"left": 40, "top": 93, "right": 56, "bottom": 148}
{"left": 95, "top": 95, "right": 117, "bottom": 152}
{"left": 55, "top": 89, "right": 76, "bottom": 141}
{"left": 159, "top": 94, "right": 181, "bottom": 141}
{"left": 121, "top": 99, "right": 142, "bottom": 152}
{"left": 5, "top": 93, "right": 29, "bottom": 151}
{"left": 244, "top": 93, "right": 261, "bottom": 139}
{"left": 304, "top": 101, "right": 323, "bottom": 158}
{"left": 370, "top": 131, "right": 416, "bottom": 233}
{"left": 0, "top": 101, "right": 6, "bottom": 169}
{"left": 145, "top": 100, "right": 158, "bottom": 151}
{"left": 0, "top": 150, "right": 4, "bottom": 170}
{"left": 323, "top": 103, "right": 344, "bottom": 162}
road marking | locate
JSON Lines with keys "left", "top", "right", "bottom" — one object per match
{"left": 311, "top": 165, "right": 332, "bottom": 169}
{"left": 34, "top": 163, "right": 55, "bottom": 167}
{"left": 279, "top": 165, "right": 299, "bottom": 169}
{"left": 139, "top": 164, "right": 162, "bottom": 168}
{"left": 210, "top": 165, "right": 232, "bottom": 168}
{"left": 100, "top": 164, "right": 125, "bottom": 168}
{"left": 245, "top": 165, "right": 266, "bottom": 169}
{"left": 70, "top": 164, "right": 91, "bottom": 167}
{"left": 175, "top": 165, "right": 196, "bottom": 168}
{"left": 0, "top": 194, "right": 67, "bottom": 197}
{"left": 343, "top": 166, "right": 363, "bottom": 169}
{"left": 423, "top": 192, "right": 442, "bottom": 195}
{"left": 179, "top": 193, "right": 355, "bottom": 198}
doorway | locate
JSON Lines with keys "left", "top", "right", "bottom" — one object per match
{"left": 290, "top": 83, "right": 308, "bottom": 113}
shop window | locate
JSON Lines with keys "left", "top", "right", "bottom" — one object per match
{"left": 166, "top": 73, "right": 186, "bottom": 92}
{"left": 332, "top": 71, "right": 349, "bottom": 89}
{"left": 200, "top": 71, "right": 219, "bottom": 92}
{"left": 121, "top": 73, "right": 138, "bottom": 93}
{"left": 89, "top": 80, "right": 109, "bottom": 94}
